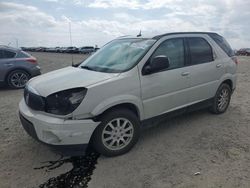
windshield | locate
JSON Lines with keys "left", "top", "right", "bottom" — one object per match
{"left": 80, "top": 38, "right": 156, "bottom": 73}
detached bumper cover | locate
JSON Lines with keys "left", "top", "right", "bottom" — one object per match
{"left": 19, "top": 99, "right": 100, "bottom": 146}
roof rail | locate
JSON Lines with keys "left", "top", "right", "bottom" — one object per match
{"left": 153, "top": 32, "right": 219, "bottom": 40}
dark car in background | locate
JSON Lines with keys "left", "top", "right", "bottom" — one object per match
{"left": 236, "top": 48, "right": 250, "bottom": 56}
{"left": 65, "top": 47, "right": 79, "bottom": 53}
{"left": 78, "top": 46, "right": 95, "bottom": 54}
{"left": 0, "top": 46, "right": 41, "bottom": 89}
{"left": 58, "top": 47, "right": 67, "bottom": 53}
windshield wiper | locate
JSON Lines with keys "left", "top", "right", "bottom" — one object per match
{"left": 81, "top": 65, "right": 95, "bottom": 71}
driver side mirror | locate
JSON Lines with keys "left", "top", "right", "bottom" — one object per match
{"left": 142, "top": 55, "right": 170, "bottom": 75}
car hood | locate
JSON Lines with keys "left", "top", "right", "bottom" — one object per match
{"left": 28, "top": 66, "right": 119, "bottom": 97}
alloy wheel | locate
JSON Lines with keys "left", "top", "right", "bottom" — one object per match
{"left": 10, "top": 72, "right": 29, "bottom": 88}
{"left": 101, "top": 118, "right": 134, "bottom": 151}
{"left": 217, "top": 88, "right": 230, "bottom": 111}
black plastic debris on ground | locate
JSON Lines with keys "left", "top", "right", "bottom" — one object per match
{"left": 35, "top": 148, "right": 100, "bottom": 188}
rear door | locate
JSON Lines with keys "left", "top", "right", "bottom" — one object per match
{"left": 139, "top": 37, "right": 190, "bottom": 119}
{"left": 185, "top": 35, "right": 225, "bottom": 104}
{"left": 0, "top": 49, "right": 16, "bottom": 82}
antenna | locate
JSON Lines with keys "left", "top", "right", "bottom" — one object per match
{"left": 15, "top": 38, "right": 18, "bottom": 48}
{"left": 69, "top": 21, "right": 74, "bottom": 66}
{"left": 137, "top": 30, "right": 142, "bottom": 37}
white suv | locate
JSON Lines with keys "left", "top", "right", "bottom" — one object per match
{"left": 19, "top": 32, "right": 237, "bottom": 156}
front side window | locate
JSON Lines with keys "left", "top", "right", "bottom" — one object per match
{"left": 187, "top": 37, "right": 213, "bottom": 65}
{"left": 150, "top": 38, "right": 185, "bottom": 70}
{"left": 80, "top": 38, "right": 156, "bottom": 73}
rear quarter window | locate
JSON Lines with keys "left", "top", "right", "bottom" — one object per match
{"left": 209, "top": 33, "right": 234, "bottom": 57}
{"left": 16, "top": 51, "right": 31, "bottom": 58}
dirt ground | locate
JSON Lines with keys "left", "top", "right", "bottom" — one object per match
{"left": 0, "top": 53, "right": 250, "bottom": 188}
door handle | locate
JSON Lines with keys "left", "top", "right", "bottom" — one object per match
{"left": 216, "top": 63, "right": 222, "bottom": 68}
{"left": 181, "top": 72, "right": 190, "bottom": 76}
{"left": 4, "top": 63, "right": 13, "bottom": 66}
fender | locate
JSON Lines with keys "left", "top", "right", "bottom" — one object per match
{"left": 4, "top": 66, "right": 31, "bottom": 81}
{"left": 218, "top": 73, "right": 236, "bottom": 89}
{"left": 91, "top": 94, "right": 144, "bottom": 120}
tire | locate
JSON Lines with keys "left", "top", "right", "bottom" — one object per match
{"left": 210, "top": 83, "right": 232, "bottom": 114}
{"left": 7, "top": 70, "right": 30, "bottom": 89}
{"left": 91, "top": 109, "right": 140, "bottom": 157}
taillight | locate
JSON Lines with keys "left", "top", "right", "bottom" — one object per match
{"left": 16, "top": 57, "right": 37, "bottom": 64}
{"left": 26, "top": 58, "right": 37, "bottom": 64}
{"left": 231, "top": 56, "right": 239, "bottom": 65}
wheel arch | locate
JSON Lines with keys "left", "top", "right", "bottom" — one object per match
{"left": 218, "top": 72, "right": 236, "bottom": 93}
{"left": 93, "top": 102, "right": 142, "bottom": 122}
{"left": 5, "top": 67, "right": 31, "bottom": 82}
{"left": 221, "top": 79, "right": 233, "bottom": 91}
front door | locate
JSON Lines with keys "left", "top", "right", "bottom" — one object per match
{"left": 140, "top": 38, "right": 190, "bottom": 119}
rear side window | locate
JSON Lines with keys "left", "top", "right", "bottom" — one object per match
{"left": 187, "top": 37, "right": 213, "bottom": 65}
{"left": 0, "top": 50, "right": 16, "bottom": 58}
{"left": 209, "top": 33, "right": 234, "bottom": 57}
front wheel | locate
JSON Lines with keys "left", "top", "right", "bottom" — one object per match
{"left": 92, "top": 109, "right": 140, "bottom": 157}
{"left": 210, "top": 83, "right": 232, "bottom": 114}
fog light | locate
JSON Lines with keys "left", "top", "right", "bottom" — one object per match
{"left": 42, "top": 131, "right": 61, "bottom": 144}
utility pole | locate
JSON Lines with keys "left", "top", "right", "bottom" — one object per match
{"left": 69, "top": 21, "right": 74, "bottom": 66}
{"left": 15, "top": 38, "right": 19, "bottom": 48}
{"left": 69, "top": 22, "right": 72, "bottom": 47}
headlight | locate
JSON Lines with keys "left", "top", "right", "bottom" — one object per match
{"left": 45, "top": 88, "right": 87, "bottom": 115}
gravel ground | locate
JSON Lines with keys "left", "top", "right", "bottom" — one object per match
{"left": 0, "top": 52, "right": 250, "bottom": 188}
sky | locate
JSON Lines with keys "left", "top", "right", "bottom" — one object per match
{"left": 0, "top": 0, "right": 249, "bottom": 49}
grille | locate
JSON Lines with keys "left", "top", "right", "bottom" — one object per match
{"left": 24, "top": 87, "right": 45, "bottom": 111}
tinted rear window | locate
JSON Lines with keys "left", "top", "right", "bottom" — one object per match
{"left": 187, "top": 37, "right": 213, "bottom": 65}
{"left": 209, "top": 33, "right": 234, "bottom": 57}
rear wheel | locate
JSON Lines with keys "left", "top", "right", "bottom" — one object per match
{"left": 210, "top": 83, "right": 232, "bottom": 114}
{"left": 92, "top": 109, "right": 140, "bottom": 157}
{"left": 7, "top": 70, "right": 30, "bottom": 89}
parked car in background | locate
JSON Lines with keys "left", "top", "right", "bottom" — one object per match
{"left": 46, "top": 47, "right": 60, "bottom": 53}
{"left": 0, "top": 46, "right": 41, "bottom": 89}
{"left": 55, "top": 47, "right": 61, "bottom": 53}
{"left": 236, "top": 48, "right": 250, "bottom": 56}
{"left": 46, "top": 47, "right": 55, "bottom": 53}
{"left": 79, "top": 46, "right": 95, "bottom": 54}
{"left": 26, "top": 47, "right": 37, "bottom": 52}
{"left": 58, "top": 47, "right": 67, "bottom": 53}
{"left": 19, "top": 32, "right": 237, "bottom": 156}
{"left": 65, "top": 47, "right": 79, "bottom": 53}
{"left": 36, "top": 47, "right": 47, "bottom": 52}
